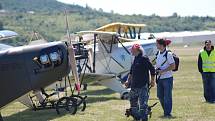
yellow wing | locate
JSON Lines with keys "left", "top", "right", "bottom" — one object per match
{"left": 95, "top": 22, "right": 146, "bottom": 32}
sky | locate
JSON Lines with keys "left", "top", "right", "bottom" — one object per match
{"left": 57, "top": 0, "right": 215, "bottom": 17}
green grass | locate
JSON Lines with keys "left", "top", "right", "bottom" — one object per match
{"left": 2, "top": 45, "right": 215, "bottom": 121}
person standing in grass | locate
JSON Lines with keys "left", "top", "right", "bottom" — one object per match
{"left": 125, "top": 43, "right": 156, "bottom": 121}
{"left": 155, "top": 38, "right": 175, "bottom": 118}
{"left": 198, "top": 40, "right": 215, "bottom": 103}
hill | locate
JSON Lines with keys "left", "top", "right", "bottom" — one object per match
{"left": 0, "top": 0, "right": 215, "bottom": 46}
{"left": 0, "top": 0, "right": 88, "bottom": 13}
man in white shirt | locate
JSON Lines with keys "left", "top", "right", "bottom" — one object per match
{"left": 155, "top": 38, "right": 175, "bottom": 118}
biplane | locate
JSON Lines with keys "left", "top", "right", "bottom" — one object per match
{"left": 53, "top": 23, "right": 157, "bottom": 100}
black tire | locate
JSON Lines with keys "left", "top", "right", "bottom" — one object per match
{"left": 70, "top": 95, "right": 87, "bottom": 111}
{"left": 121, "top": 92, "right": 129, "bottom": 100}
{"left": 56, "top": 97, "right": 77, "bottom": 115}
{"left": 66, "top": 97, "right": 78, "bottom": 115}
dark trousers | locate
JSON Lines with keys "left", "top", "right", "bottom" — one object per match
{"left": 201, "top": 72, "right": 215, "bottom": 102}
{"left": 157, "top": 77, "right": 173, "bottom": 116}
{"left": 129, "top": 85, "right": 149, "bottom": 120}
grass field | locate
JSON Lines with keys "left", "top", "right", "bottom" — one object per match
{"left": 2, "top": 45, "right": 215, "bottom": 121}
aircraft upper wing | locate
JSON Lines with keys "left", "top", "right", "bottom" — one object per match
{"left": 75, "top": 31, "right": 118, "bottom": 36}
{"left": 0, "top": 30, "right": 18, "bottom": 41}
{"left": 75, "top": 30, "right": 136, "bottom": 43}
{"left": 75, "top": 31, "right": 120, "bottom": 44}
{"left": 95, "top": 22, "right": 146, "bottom": 32}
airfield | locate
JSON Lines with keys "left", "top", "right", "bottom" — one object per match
{"left": 1, "top": 44, "right": 215, "bottom": 121}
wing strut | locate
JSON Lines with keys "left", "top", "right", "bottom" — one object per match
{"left": 133, "top": 27, "right": 136, "bottom": 39}
{"left": 138, "top": 27, "right": 141, "bottom": 39}
{"left": 116, "top": 37, "right": 130, "bottom": 55}
{"left": 93, "top": 34, "right": 97, "bottom": 73}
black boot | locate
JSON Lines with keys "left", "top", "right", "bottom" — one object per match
{"left": 125, "top": 108, "right": 131, "bottom": 117}
{"left": 125, "top": 108, "right": 140, "bottom": 120}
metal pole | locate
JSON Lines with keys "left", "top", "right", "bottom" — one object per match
{"left": 116, "top": 37, "right": 130, "bottom": 55}
{"left": 93, "top": 34, "right": 97, "bottom": 73}
{"left": 138, "top": 27, "right": 141, "bottom": 39}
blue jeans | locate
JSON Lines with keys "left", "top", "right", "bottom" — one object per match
{"left": 129, "top": 85, "right": 149, "bottom": 120}
{"left": 157, "top": 77, "right": 173, "bottom": 116}
{"left": 201, "top": 73, "right": 215, "bottom": 102}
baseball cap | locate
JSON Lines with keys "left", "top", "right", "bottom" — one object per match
{"left": 131, "top": 44, "right": 140, "bottom": 51}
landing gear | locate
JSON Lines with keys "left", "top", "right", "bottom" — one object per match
{"left": 56, "top": 97, "right": 77, "bottom": 115}
{"left": 120, "top": 92, "right": 129, "bottom": 100}
{"left": 70, "top": 95, "right": 87, "bottom": 112}
{"left": 0, "top": 113, "right": 3, "bottom": 121}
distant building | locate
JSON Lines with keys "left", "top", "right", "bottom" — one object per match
{"left": 0, "top": 9, "right": 6, "bottom": 13}
{"left": 27, "top": 11, "right": 35, "bottom": 14}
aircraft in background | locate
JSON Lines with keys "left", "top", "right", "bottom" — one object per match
{"left": 0, "top": 30, "right": 18, "bottom": 41}
{"left": 56, "top": 22, "right": 157, "bottom": 100}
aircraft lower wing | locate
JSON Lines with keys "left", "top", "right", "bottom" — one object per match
{"left": 82, "top": 73, "right": 130, "bottom": 99}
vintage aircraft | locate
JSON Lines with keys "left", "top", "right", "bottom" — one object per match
{"left": 73, "top": 30, "right": 156, "bottom": 98}
{"left": 49, "top": 23, "right": 156, "bottom": 99}
{"left": 0, "top": 30, "right": 82, "bottom": 121}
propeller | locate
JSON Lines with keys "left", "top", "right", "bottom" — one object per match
{"left": 65, "top": 9, "right": 81, "bottom": 93}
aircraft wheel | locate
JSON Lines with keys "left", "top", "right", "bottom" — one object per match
{"left": 66, "top": 97, "right": 78, "bottom": 115}
{"left": 121, "top": 92, "right": 130, "bottom": 100}
{"left": 56, "top": 97, "right": 77, "bottom": 115}
{"left": 71, "top": 95, "right": 87, "bottom": 111}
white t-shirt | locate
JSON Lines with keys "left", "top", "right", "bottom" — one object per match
{"left": 156, "top": 50, "right": 175, "bottom": 79}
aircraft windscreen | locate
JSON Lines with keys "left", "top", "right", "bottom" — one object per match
{"left": 0, "top": 43, "right": 13, "bottom": 51}
{"left": 0, "top": 30, "right": 25, "bottom": 47}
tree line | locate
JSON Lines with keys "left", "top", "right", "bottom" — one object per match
{"left": 0, "top": 1, "right": 215, "bottom": 46}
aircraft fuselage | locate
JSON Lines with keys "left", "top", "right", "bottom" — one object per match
{"left": 0, "top": 42, "right": 70, "bottom": 109}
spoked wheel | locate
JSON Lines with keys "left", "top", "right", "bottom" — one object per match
{"left": 70, "top": 95, "right": 87, "bottom": 111}
{"left": 66, "top": 97, "right": 78, "bottom": 115}
{"left": 56, "top": 97, "right": 77, "bottom": 115}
